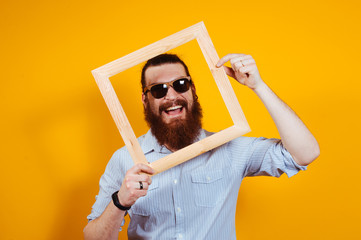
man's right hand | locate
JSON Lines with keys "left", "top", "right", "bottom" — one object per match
{"left": 117, "top": 163, "right": 155, "bottom": 207}
{"left": 84, "top": 163, "right": 154, "bottom": 240}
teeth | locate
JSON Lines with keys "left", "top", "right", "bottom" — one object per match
{"left": 166, "top": 105, "right": 182, "bottom": 111}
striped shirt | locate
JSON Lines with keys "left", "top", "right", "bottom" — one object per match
{"left": 87, "top": 129, "right": 306, "bottom": 239}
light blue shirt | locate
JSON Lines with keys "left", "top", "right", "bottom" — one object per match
{"left": 87, "top": 129, "right": 306, "bottom": 239}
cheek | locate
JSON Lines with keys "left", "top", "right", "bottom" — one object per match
{"left": 185, "top": 94, "right": 194, "bottom": 110}
{"left": 149, "top": 101, "right": 160, "bottom": 115}
{"left": 186, "top": 92, "right": 195, "bottom": 102}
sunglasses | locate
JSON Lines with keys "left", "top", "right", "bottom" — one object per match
{"left": 143, "top": 76, "right": 192, "bottom": 99}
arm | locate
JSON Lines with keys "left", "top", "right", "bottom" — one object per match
{"left": 217, "top": 54, "right": 320, "bottom": 166}
{"left": 84, "top": 203, "right": 126, "bottom": 240}
{"left": 84, "top": 163, "right": 155, "bottom": 240}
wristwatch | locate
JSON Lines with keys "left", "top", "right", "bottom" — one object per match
{"left": 112, "top": 191, "right": 131, "bottom": 211}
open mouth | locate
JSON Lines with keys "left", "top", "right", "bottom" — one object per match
{"left": 164, "top": 105, "right": 183, "bottom": 115}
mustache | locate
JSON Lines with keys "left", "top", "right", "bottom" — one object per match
{"left": 159, "top": 99, "right": 188, "bottom": 113}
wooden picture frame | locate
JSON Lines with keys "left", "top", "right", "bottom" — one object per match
{"left": 92, "top": 21, "right": 251, "bottom": 175}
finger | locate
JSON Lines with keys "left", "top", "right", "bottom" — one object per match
{"left": 136, "top": 189, "right": 149, "bottom": 197}
{"left": 233, "top": 62, "right": 244, "bottom": 72}
{"left": 131, "top": 163, "right": 155, "bottom": 175}
{"left": 123, "top": 172, "right": 148, "bottom": 185}
{"left": 240, "top": 58, "right": 255, "bottom": 66}
{"left": 223, "top": 66, "right": 236, "bottom": 78}
{"left": 140, "top": 181, "right": 149, "bottom": 190}
{"left": 134, "top": 173, "right": 152, "bottom": 183}
{"left": 229, "top": 55, "right": 251, "bottom": 65}
{"left": 216, "top": 53, "right": 246, "bottom": 67}
{"left": 231, "top": 56, "right": 254, "bottom": 70}
{"left": 238, "top": 65, "right": 254, "bottom": 75}
{"left": 133, "top": 181, "right": 149, "bottom": 190}
{"left": 125, "top": 173, "right": 152, "bottom": 186}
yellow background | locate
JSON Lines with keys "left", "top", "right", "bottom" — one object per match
{"left": 1, "top": 0, "right": 360, "bottom": 239}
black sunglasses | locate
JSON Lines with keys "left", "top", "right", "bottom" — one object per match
{"left": 143, "top": 76, "right": 192, "bottom": 99}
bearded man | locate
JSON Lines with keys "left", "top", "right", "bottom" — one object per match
{"left": 84, "top": 53, "right": 319, "bottom": 240}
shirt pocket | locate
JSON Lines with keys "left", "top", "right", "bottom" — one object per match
{"left": 191, "top": 169, "right": 225, "bottom": 207}
{"left": 130, "top": 179, "right": 160, "bottom": 216}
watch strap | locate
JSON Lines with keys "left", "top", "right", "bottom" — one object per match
{"left": 112, "top": 191, "right": 131, "bottom": 211}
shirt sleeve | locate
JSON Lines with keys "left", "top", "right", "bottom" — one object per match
{"left": 244, "top": 137, "right": 307, "bottom": 178}
{"left": 86, "top": 149, "right": 128, "bottom": 231}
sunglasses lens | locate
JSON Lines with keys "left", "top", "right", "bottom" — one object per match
{"left": 173, "top": 79, "right": 190, "bottom": 93}
{"left": 150, "top": 84, "right": 168, "bottom": 99}
{"left": 148, "top": 78, "right": 191, "bottom": 99}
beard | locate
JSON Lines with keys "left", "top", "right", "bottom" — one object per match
{"left": 144, "top": 94, "right": 203, "bottom": 151}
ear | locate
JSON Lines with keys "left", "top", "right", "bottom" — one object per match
{"left": 191, "top": 84, "right": 196, "bottom": 96}
{"left": 142, "top": 93, "right": 147, "bottom": 107}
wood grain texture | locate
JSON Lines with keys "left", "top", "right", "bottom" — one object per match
{"left": 196, "top": 22, "right": 250, "bottom": 129}
{"left": 92, "top": 21, "right": 250, "bottom": 175}
{"left": 149, "top": 125, "right": 248, "bottom": 174}
{"left": 92, "top": 23, "right": 202, "bottom": 77}
{"left": 92, "top": 71, "right": 148, "bottom": 165}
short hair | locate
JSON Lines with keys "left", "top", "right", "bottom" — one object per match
{"left": 141, "top": 53, "right": 191, "bottom": 89}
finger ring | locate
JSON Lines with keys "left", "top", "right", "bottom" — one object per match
{"left": 139, "top": 181, "right": 143, "bottom": 190}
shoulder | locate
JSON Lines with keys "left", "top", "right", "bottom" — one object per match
{"left": 103, "top": 147, "right": 130, "bottom": 176}
{"left": 112, "top": 132, "right": 150, "bottom": 157}
{"left": 228, "top": 135, "right": 282, "bottom": 149}
{"left": 106, "top": 132, "right": 150, "bottom": 172}
{"left": 199, "top": 129, "right": 257, "bottom": 152}
{"left": 218, "top": 133, "right": 282, "bottom": 158}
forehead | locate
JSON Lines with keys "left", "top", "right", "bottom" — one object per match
{"left": 144, "top": 63, "right": 187, "bottom": 86}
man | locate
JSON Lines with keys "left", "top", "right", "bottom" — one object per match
{"left": 84, "top": 53, "right": 319, "bottom": 239}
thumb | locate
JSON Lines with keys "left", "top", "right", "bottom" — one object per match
{"left": 223, "top": 66, "right": 236, "bottom": 79}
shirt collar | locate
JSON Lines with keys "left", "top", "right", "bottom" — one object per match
{"left": 140, "top": 128, "right": 207, "bottom": 155}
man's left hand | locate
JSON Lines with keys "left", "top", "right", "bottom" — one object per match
{"left": 216, "top": 54, "right": 263, "bottom": 90}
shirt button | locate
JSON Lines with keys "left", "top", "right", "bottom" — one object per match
{"left": 173, "top": 179, "right": 178, "bottom": 184}
{"left": 206, "top": 176, "right": 211, "bottom": 181}
{"left": 177, "top": 207, "right": 181, "bottom": 213}
{"left": 178, "top": 233, "right": 183, "bottom": 239}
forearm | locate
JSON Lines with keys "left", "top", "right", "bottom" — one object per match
{"left": 84, "top": 202, "right": 126, "bottom": 240}
{"left": 216, "top": 53, "right": 319, "bottom": 165}
{"left": 84, "top": 164, "right": 154, "bottom": 240}
{"left": 254, "top": 82, "right": 320, "bottom": 166}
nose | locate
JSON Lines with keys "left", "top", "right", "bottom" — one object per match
{"left": 164, "top": 86, "right": 178, "bottom": 100}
